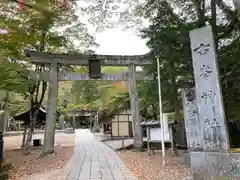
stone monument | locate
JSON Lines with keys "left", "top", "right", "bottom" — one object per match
{"left": 59, "top": 114, "right": 65, "bottom": 129}
{"left": 182, "top": 88, "right": 203, "bottom": 152}
{"left": 184, "top": 25, "right": 240, "bottom": 179}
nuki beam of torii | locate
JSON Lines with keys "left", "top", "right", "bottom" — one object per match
{"left": 30, "top": 71, "right": 153, "bottom": 81}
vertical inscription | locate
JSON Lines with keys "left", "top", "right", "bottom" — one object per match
{"left": 199, "top": 64, "right": 213, "bottom": 80}
{"left": 182, "top": 88, "right": 203, "bottom": 151}
{"left": 190, "top": 26, "right": 229, "bottom": 151}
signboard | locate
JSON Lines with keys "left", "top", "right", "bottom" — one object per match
{"left": 30, "top": 71, "right": 153, "bottom": 81}
{"left": 145, "top": 114, "right": 170, "bottom": 142}
{"left": 182, "top": 88, "right": 203, "bottom": 151}
{"left": 190, "top": 25, "right": 229, "bottom": 151}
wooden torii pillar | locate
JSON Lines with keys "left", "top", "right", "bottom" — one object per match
{"left": 25, "top": 50, "right": 152, "bottom": 152}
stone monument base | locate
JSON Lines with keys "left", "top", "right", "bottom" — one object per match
{"left": 190, "top": 152, "right": 240, "bottom": 179}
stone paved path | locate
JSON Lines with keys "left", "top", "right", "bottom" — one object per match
{"left": 65, "top": 129, "right": 137, "bottom": 180}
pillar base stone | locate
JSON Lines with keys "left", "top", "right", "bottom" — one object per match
{"left": 190, "top": 152, "right": 240, "bottom": 179}
{"left": 133, "top": 137, "right": 143, "bottom": 150}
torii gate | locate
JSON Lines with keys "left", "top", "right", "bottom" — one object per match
{"left": 25, "top": 49, "right": 152, "bottom": 152}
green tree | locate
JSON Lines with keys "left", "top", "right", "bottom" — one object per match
{"left": 140, "top": 1, "right": 192, "bottom": 122}
{"left": 1, "top": 0, "right": 97, "bottom": 154}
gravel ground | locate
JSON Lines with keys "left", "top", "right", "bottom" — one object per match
{"left": 4, "top": 133, "right": 75, "bottom": 180}
{"left": 119, "top": 150, "right": 192, "bottom": 180}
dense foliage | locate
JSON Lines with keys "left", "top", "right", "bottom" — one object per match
{"left": 136, "top": 0, "right": 240, "bottom": 122}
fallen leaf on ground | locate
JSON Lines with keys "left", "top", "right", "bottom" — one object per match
{"left": 119, "top": 150, "right": 192, "bottom": 180}
{"left": 4, "top": 133, "right": 75, "bottom": 180}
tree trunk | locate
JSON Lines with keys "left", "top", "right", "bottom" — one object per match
{"left": 211, "top": 0, "right": 218, "bottom": 49}
{"left": 152, "top": 104, "right": 158, "bottom": 120}
{"left": 21, "top": 126, "right": 28, "bottom": 148}
{"left": 174, "top": 99, "right": 181, "bottom": 123}
{"left": 171, "top": 73, "right": 179, "bottom": 153}
{"left": 173, "top": 98, "right": 181, "bottom": 154}
{"left": 191, "top": 0, "right": 206, "bottom": 27}
{"left": 2, "top": 92, "right": 9, "bottom": 133}
{"left": 24, "top": 128, "right": 32, "bottom": 154}
{"left": 72, "top": 115, "right": 76, "bottom": 131}
{"left": 24, "top": 109, "right": 38, "bottom": 154}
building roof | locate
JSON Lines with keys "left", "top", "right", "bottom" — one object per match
{"left": 13, "top": 106, "right": 47, "bottom": 125}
